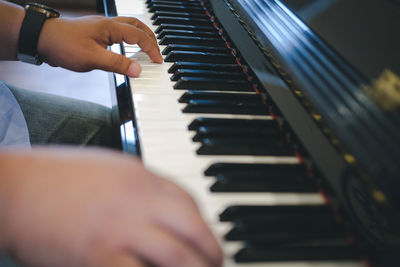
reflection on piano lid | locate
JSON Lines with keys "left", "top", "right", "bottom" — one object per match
{"left": 282, "top": 0, "right": 400, "bottom": 81}
{"left": 103, "top": 0, "right": 400, "bottom": 265}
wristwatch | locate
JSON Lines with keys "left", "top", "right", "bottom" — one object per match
{"left": 17, "top": 2, "right": 60, "bottom": 65}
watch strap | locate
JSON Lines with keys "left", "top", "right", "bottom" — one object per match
{"left": 17, "top": 8, "right": 47, "bottom": 65}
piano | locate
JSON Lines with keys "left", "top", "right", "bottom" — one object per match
{"left": 101, "top": 0, "right": 400, "bottom": 266}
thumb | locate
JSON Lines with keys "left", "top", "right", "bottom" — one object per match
{"left": 85, "top": 245, "right": 145, "bottom": 267}
{"left": 102, "top": 252, "right": 145, "bottom": 267}
{"left": 93, "top": 48, "right": 142, "bottom": 77}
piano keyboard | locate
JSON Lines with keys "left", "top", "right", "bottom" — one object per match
{"left": 111, "top": 0, "right": 367, "bottom": 266}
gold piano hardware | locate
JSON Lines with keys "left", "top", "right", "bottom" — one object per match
{"left": 373, "top": 189, "right": 387, "bottom": 204}
{"left": 363, "top": 69, "right": 400, "bottom": 112}
{"left": 330, "top": 136, "right": 341, "bottom": 146}
{"left": 294, "top": 89, "right": 302, "bottom": 96}
{"left": 344, "top": 154, "right": 356, "bottom": 164}
{"left": 311, "top": 112, "right": 322, "bottom": 121}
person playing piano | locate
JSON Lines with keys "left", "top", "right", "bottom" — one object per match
{"left": 0, "top": 1, "right": 222, "bottom": 266}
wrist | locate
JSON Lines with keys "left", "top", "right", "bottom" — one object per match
{"left": 0, "top": 153, "right": 17, "bottom": 251}
{"left": 36, "top": 17, "right": 60, "bottom": 64}
{"left": 17, "top": 3, "right": 60, "bottom": 65}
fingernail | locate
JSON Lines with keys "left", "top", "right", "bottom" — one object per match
{"left": 128, "top": 62, "right": 141, "bottom": 77}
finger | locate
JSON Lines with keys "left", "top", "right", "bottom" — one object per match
{"left": 113, "top": 18, "right": 159, "bottom": 54}
{"left": 153, "top": 176, "right": 199, "bottom": 209}
{"left": 113, "top": 17, "right": 157, "bottom": 41}
{"left": 86, "top": 245, "right": 145, "bottom": 267}
{"left": 103, "top": 252, "right": 145, "bottom": 267}
{"left": 93, "top": 47, "right": 142, "bottom": 77}
{"left": 111, "top": 21, "right": 163, "bottom": 63}
{"left": 113, "top": 16, "right": 158, "bottom": 47}
{"left": 127, "top": 224, "right": 211, "bottom": 267}
{"left": 151, "top": 182, "right": 223, "bottom": 267}
{"left": 156, "top": 202, "right": 222, "bottom": 266}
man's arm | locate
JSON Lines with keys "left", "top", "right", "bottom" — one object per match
{"left": 0, "top": 0, "right": 163, "bottom": 77}
{"left": 0, "top": 148, "right": 222, "bottom": 267}
{"left": 0, "top": 1, "right": 24, "bottom": 60}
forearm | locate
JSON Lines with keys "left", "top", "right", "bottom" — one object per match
{"left": 0, "top": 150, "right": 20, "bottom": 251}
{"left": 0, "top": 0, "right": 24, "bottom": 60}
{"left": 0, "top": 148, "right": 222, "bottom": 267}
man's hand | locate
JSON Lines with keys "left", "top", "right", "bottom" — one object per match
{"left": 0, "top": 148, "right": 222, "bottom": 267}
{"left": 37, "top": 16, "right": 163, "bottom": 77}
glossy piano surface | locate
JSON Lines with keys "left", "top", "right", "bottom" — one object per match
{"left": 282, "top": 0, "right": 400, "bottom": 81}
{"left": 103, "top": 0, "right": 400, "bottom": 266}
{"left": 215, "top": 0, "right": 400, "bottom": 250}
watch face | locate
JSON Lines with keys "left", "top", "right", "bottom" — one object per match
{"left": 25, "top": 2, "right": 60, "bottom": 18}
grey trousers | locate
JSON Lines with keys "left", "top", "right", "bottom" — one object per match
{"left": 7, "top": 84, "right": 118, "bottom": 148}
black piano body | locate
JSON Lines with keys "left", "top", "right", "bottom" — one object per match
{"left": 103, "top": 0, "right": 400, "bottom": 265}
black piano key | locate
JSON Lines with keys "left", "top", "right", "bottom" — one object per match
{"left": 183, "top": 99, "right": 268, "bottom": 115}
{"left": 157, "top": 29, "right": 218, "bottom": 40}
{"left": 155, "top": 24, "right": 214, "bottom": 34}
{"left": 197, "top": 137, "right": 293, "bottom": 156}
{"left": 153, "top": 16, "right": 212, "bottom": 26}
{"left": 231, "top": 218, "right": 347, "bottom": 244}
{"left": 151, "top": 11, "right": 208, "bottom": 20}
{"left": 159, "top": 35, "right": 224, "bottom": 46}
{"left": 162, "top": 44, "right": 230, "bottom": 55}
{"left": 234, "top": 245, "right": 362, "bottom": 262}
{"left": 178, "top": 91, "right": 261, "bottom": 103}
{"left": 188, "top": 118, "right": 278, "bottom": 131}
{"left": 219, "top": 205, "right": 332, "bottom": 222}
{"left": 192, "top": 126, "right": 279, "bottom": 141}
{"left": 165, "top": 51, "right": 233, "bottom": 63}
{"left": 193, "top": 127, "right": 280, "bottom": 142}
{"left": 204, "top": 162, "right": 305, "bottom": 177}
{"left": 147, "top": 0, "right": 202, "bottom": 8}
{"left": 147, "top": 0, "right": 201, "bottom": 5}
{"left": 149, "top": 4, "right": 204, "bottom": 13}
{"left": 210, "top": 173, "right": 316, "bottom": 192}
{"left": 246, "top": 237, "right": 354, "bottom": 248}
{"left": 225, "top": 217, "right": 346, "bottom": 242}
{"left": 192, "top": 124, "right": 271, "bottom": 134}
{"left": 174, "top": 77, "right": 253, "bottom": 91}
{"left": 236, "top": 215, "right": 344, "bottom": 230}
{"left": 168, "top": 62, "right": 242, "bottom": 73}
{"left": 171, "top": 69, "right": 247, "bottom": 81}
